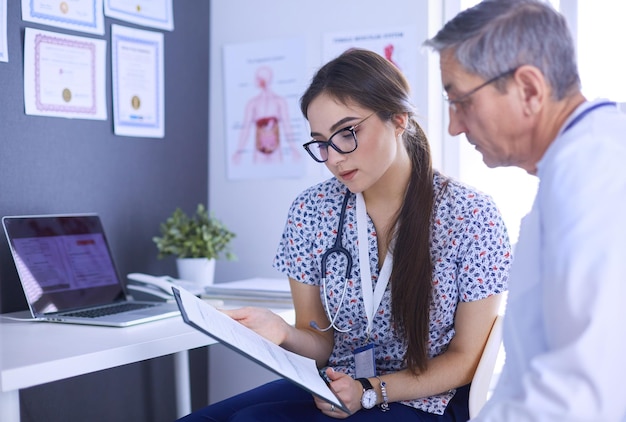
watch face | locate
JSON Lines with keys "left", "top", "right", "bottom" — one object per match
{"left": 361, "top": 389, "right": 377, "bottom": 409}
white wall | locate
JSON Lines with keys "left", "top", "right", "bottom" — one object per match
{"left": 209, "top": 0, "right": 433, "bottom": 284}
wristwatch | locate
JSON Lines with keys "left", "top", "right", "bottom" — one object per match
{"left": 357, "top": 378, "right": 377, "bottom": 409}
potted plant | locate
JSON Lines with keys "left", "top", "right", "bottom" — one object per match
{"left": 153, "top": 204, "right": 236, "bottom": 286}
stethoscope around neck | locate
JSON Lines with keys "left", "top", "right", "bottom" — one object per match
{"left": 310, "top": 191, "right": 353, "bottom": 333}
{"left": 562, "top": 101, "right": 616, "bottom": 134}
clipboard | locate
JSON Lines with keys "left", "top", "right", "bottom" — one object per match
{"left": 172, "top": 286, "right": 350, "bottom": 414}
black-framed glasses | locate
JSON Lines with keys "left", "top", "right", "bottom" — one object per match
{"left": 303, "top": 113, "right": 375, "bottom": 163}
{"left": 443, "top": 68, "right": 518, "bottom": 114}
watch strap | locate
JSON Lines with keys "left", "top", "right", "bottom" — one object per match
{"left": 356, "top": 377, "right": 374, "bottom": 390}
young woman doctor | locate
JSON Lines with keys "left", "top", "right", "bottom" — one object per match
{"left": 178, "top": 48, "right": 511, "bottom": 421}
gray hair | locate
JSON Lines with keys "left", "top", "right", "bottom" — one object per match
{"left": 423, "top": 0, "right": 580, "bottom": 100}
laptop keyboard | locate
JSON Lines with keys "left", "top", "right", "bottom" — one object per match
{"left": 61, "top": 302, "right": 157, "bottom": 318}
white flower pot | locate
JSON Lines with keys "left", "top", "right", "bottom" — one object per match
{"left": 176, "top": 257, "right": 216, "bottom": 287}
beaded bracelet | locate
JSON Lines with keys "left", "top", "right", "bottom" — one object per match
{"left": 376, "top": 376, "right": 389, "bottom": 412}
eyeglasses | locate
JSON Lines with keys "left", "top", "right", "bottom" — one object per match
{"left": 443, "top": 68, "right": 518, "bottom": 114}
{"left": 303, "top": 113, "right": 375, "bottom": 163}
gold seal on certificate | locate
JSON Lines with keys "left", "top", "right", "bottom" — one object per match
{"left": 62, "top": 88, "right": 72, "bottom": 103}
{"left": 131, "top": 95, "right": 141, "bottom": 110}
{"left": 60, "top": 2, "right": 69, "bottom": 14}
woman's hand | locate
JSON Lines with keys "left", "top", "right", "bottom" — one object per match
{"left": 313, "top": 368, "right": 365, "bottom": 418}
{"left": 221, "top": 306, "right": 289, "bottom": 345}
{"left": 221, "top": 280, "right": 334, "bottom": 365}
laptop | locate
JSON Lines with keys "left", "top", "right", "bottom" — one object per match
{"left": 2, "top": 213, "right": 181, "bottom": 327}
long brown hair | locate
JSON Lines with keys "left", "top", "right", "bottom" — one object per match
{"left": 300, "top": 49, "right": 435, "bottom": 373}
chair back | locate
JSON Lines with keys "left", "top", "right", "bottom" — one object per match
{"left": 468, "top": 314, "right": 504, "bottom": 418}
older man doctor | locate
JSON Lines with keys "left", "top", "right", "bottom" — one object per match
{"left": 425, "top": 0, "right": 626, "bottom": 421}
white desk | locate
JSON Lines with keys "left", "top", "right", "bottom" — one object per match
{"left": 0, "top": 311, "right": 214, "bottom": 422}
{"left": 0, "top": 305, "right": 295, "bottom": 422}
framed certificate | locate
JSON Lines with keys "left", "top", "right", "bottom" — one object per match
{"left": 104, "top": 0, "right": 173, "bottom": 31}
{"left": 23, "top": 28, "right": 107, "bottom": 120}
{"left": 111, "top": 24, "right": 164, "bottom": 138}
{"left": 21, "top": 0, "right": 105, "bottom": 35}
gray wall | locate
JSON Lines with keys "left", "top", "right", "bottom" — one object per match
{"left": 0, "top": 1, "right": 210, "bottom": 420}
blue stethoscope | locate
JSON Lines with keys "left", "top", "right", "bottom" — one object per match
{"left": 310, "top": 191, "right": 353, "bottom": 333}
{"left": 562, "top": 101, "right": 616, "bottom": 134}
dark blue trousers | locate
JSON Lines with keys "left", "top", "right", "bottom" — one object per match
{"left": 177, "top": 379, "right": 470, "bottom": 422}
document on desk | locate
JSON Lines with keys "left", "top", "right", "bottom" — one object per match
{"left": 202, "top": 278, "right": 293, "bottom": 306}
{"left": 172, "top": 287, "right": 349, "bottom": 414}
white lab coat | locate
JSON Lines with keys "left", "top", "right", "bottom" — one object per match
{"left": 476, "top": 99, "right": 626, "bottom": 422}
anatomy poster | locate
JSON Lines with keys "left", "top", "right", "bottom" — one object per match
{"left": 223, "top": 38, "right": 306, "bottom": 180}
{"left": 323, "top": 26, "right": 419, "bottom": 100}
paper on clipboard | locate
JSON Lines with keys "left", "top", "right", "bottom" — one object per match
{"left": 172, "top": 286, "right": 349, "bottom": 414}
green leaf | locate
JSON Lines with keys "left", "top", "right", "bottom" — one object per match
{"left": 152, "top": 204, "right": 236, "bottom": 260}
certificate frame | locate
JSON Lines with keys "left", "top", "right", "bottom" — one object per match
{"left": 104, "top": 0, "right": 173, "bottom": 31}
{"left": 21, "top": 0, "right": 105, "bottom": 35}
{"left": 111, "top": 24, "right": 164, "bottom": 138}
{"left": 0, "top": 0, "right": 7, "bottom": 62}
{"left": 23, "top": 28, "right": 107, "bottom": 120}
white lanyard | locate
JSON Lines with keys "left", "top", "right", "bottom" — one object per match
{"left": 355, "top": 192, "right": 392, "bottom": 336}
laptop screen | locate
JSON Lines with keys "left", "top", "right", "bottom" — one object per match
{"left": 3, "top": 215, "right": 126, "bottom": 315}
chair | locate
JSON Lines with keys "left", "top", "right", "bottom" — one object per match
{"left": 468, "top": 314, "right": 504, "bottom": 418}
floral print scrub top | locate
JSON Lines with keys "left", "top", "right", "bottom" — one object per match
{"left": 273, "top": 172, "right": 511, "bottom": 415}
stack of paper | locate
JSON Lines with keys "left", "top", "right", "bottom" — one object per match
{"left": 202, "top": 278, "right": 292, "bottom": 306}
